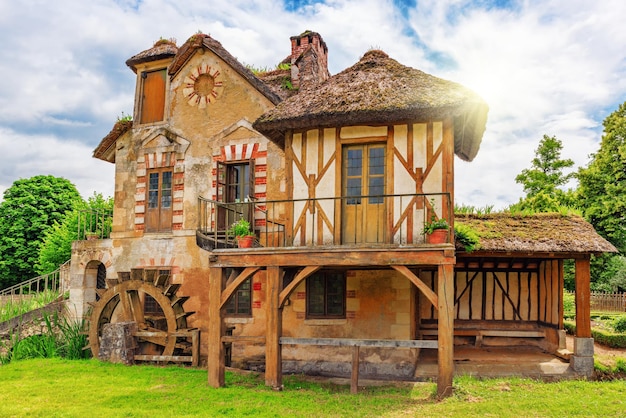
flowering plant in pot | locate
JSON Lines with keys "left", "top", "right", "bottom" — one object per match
{"left": 228, "top": 218, "right": 255, "bottom": 248}
{"left": 424, "top": 217, "right": 449, "bottom": 244}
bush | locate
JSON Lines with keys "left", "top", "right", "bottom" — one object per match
{"left": 612, "top": 316, "right": 626, "bottom": 333}
{"left": 1, "top": 311, "right": 90, "bottom": 365}
{"left": 565, "top": 320, "right": 626, "bottom": 348}
{"left": 454, "top": 223, "right": 480, "bottom": 252}
{"left": 563, "top": 292, "right": 575, "bottom": 317}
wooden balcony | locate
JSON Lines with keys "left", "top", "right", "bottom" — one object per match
{"left": 197, "top": 193, "right": 453, "bottom": 251}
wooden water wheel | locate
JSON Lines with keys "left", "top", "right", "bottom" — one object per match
{"left": 88, "top": 269, "right": 194, "bottom": 360}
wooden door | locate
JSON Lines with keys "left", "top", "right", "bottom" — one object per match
{"left": 145, "top": 168, "right": 172, "bottom": 232}
{"left": 139, "top": 69, "right": 166, "bottom": 124}
{"left": 342, "top": 144, "right": 386, "bottom": 244}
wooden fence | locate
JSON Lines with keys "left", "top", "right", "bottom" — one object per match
{"left": 565, "top": 291, "right": 626, "bottom": 313}
{"left": 590, "top": 291, "right": 626, "bottom": 312}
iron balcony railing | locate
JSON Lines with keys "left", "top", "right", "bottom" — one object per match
{"left": 197, "top": 193, "right": 452, "bottom": 250}
{"left": 77, "top": 209, "right": 113, "bottom": 240}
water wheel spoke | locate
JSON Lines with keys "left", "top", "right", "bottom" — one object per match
{"left": 89, "top": 277, "right": 193, "bottom": 361}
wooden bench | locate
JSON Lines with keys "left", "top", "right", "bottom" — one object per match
{"left": 419, "top": 328, "right": 545, "bottom": 347}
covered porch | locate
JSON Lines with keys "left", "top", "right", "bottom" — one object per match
{"left": 206, "top": 245, "right": 457, "bottom": 398}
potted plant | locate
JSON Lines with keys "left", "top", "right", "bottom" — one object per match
{"left": 424, "top": 217, "right": 449, "bottom": 244}
{"left": 228, "top": 218, "right": 255, "bottom": 248}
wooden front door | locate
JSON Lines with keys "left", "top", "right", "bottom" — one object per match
{"left": 342, "top": 144, "right": 386, "bottom": 244}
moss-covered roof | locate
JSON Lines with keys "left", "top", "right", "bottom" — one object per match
{"left": 455, "top": 213, "right": 617, "bottom": 254}
{"left": 253, "top": 49, "right": 488, "bottom": 161}
{"left": 125, "top": 39, "right": 178, "bottom": 73}
{"left": 93, "top": 119, "right": 132, "bottom": 162}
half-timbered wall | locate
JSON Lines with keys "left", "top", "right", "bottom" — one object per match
{"left": 286, "top": 121, "right": 452, "bottom": 245}
{"left": 419, "top": 259, "right": 562, "bottom": 326}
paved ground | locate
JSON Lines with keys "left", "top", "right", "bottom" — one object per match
{"left": 566, "top": 335, "right": 626, "bottom": 367}
{"left": 413, "top": 344, "right": 573, "bottom": 379}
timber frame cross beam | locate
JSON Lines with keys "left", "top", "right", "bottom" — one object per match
{"left": 280, "top": 338, "right": 438, "bottom": 394}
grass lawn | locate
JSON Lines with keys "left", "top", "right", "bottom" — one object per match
{"left": 0, "top": 359, "right": 624, "bottom": 417}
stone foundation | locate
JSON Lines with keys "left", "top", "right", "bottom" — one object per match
{"left": 98, "top": 322, "right": 138, "bottom": 365}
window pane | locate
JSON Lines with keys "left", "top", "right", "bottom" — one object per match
{"left": 161, "top": 171, "right": 172, "bottom": 208}
{"left": 308, "top": 275, "right": 325, "bottom": 315}
{"left": 369, "top": 147, "right": 385, "bottom": 175}
{"left": 346, "top": 149, "right": 362, "bottom": 176}
{"left": 346, "top": 178, "right": 361, "bottom": 205}
{"left": 369, "top": 176, "right": 384, "bottom": 204}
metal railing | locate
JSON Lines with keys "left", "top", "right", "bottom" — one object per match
{"left": 198, "top": 193, "right": 452, "bottom": 249}
{"left": 0, "top": 260, "right": 70, "bottom": 302}
{"left": 77, "top": 209, "right": 113, "bottom": 240}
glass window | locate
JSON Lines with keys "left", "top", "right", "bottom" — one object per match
{"left": 225, "top": 278, "right": 252, "bottom": 316}
{"left": 306, "top": 271, "right": 346, "bottom": 318}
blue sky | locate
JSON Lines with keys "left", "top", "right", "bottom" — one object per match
{"left": 1, "top": 0, "right": 625, "bottom": 208}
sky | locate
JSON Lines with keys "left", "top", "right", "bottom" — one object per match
{"left": 1, "top": 0, "right": 625, "bottom": 209}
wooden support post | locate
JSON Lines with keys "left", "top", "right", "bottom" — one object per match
{"left": 575, "top": 256, "right": 592, "bottom": 338}
{"left": 192, "top": 329, "right": 200, "bottom": 367}
{"left": 437, "top": 263, "right": 454, "bottom": 398}
{"left": 208, "top": 267, "right": 225, "bottom": 387}
{"left": 351, "top": 345, "right": 360, "bottom": 394}
{"left": 265, "top": 266, "right": 283, "bottom": 389}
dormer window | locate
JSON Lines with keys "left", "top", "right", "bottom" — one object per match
{"left": 139, "top": 68, "right": 166, "bottom": 124}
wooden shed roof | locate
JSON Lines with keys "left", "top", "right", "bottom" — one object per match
{"left": 455, "top": 213, "right": 618, "bottom": 255}
{"left": 253, "top": 49, "right": 488, "bottom": 161}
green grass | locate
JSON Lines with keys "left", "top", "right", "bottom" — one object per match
{"left": 0, "top": 290, "right": 60, "bottom": 322}
{"left": 0, "top": 359, "right": 625, "bottom": 417}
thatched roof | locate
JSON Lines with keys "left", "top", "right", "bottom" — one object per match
{"left": 93, "top": 119, "right": 132, "bottom": 162}
{"left": 257, "top": 67, "right": 299, "bottom": 101}
{"left": 126, "top": 39, "right": 178, "bottom": 73}
{"left": 253, "top": 50, "right": 488, "bottom": 161}
{"left": 168, "top": 34, "right": 282, "bottom": 106}
{"left": 455, "top": 213, "right": 618, "bottom": 255}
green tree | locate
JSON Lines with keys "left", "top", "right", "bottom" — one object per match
{"left": 36, "top": 193, "right": 113, "bottom": 275}
{"left": 577, "top": 102, "right": 626, "bottom": 253}
{"left": 0, "top": 176, "right": 82, "bottom": 288}
{"left": 510, "top": 135, "right": 575, "bottom": 212}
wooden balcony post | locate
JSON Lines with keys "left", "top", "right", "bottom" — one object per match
{"left": 437, "top": 263, "right": 454, "bottom": 398}
{"left": 265, "top": 266, "right": 283, "bottom": 389}
{"left": 208, "top": 267, "right": 225, "bottom": 387}
{"left": 575, "top": 256, "right": 592, "bottom": 338}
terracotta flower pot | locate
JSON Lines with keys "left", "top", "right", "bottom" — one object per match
{"left": 237, "top": 235, "right": 255, "bottom": 248}
{"left": 426, "top": 229, "right": 448, "bottom": 244}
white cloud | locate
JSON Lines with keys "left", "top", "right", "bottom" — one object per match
{"left": 0, "top": 128, "right": 114, "bottom": 201}
{"left": 0, "top": 0, "right": 625, "bottom": 209}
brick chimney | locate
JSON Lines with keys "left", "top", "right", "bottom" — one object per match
{"left": 289, "top": 31, "right": 330, "bottom": 89}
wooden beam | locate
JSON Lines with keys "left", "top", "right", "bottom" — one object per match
{"left": 265, "top": 266, "right": 283, "bottom": 389}
{"left": 208, "top": 267, "right": 225, "bottom": 387}
{"left": 575, "top": 256, "right": 592, "bottom": 338}
{"left": 211, "top": 247, "right": 453, "bottom": 268}
{"left": 220, "top": 267, "right": 260, "bottom": 309}
{"left": 437, "top": 263, "right": 454, "bottom": 398}
{"left": 391, "top": 265, "right": 438, "bottom": 308}
{"left": 279, "top": 266, "right": 321, "bottom": 308}
{"left": 279, "top": 337, "right": 438, "bottom": 349}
